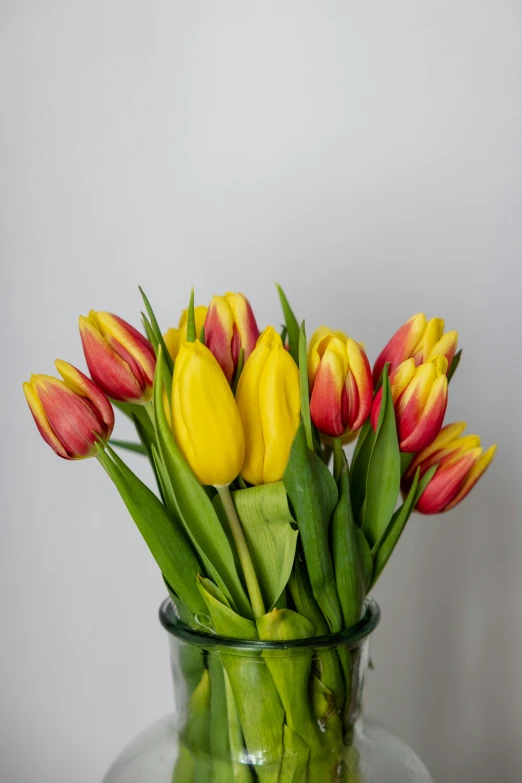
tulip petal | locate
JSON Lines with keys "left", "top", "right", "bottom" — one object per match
{"left": 310, "top": 338, "right": 349, "bottom": 438}
{"left": 370, "top": 359, "right": 416, "bottom": 432}
{"left": 236, "top": 342, "right": 270, "bottom": 485}
{"left": 345, "top": 338, "right": 373, "bottom": 431}
{"left": 204, "top": 296, "right": 235, "bottom": 382}
{"left": 399, "top": 373, "right": 448, "bottom": 452}
{"left": 29, "top": 375, "right": 102, "bottom": 458}
{"left": 55, "top": 360, "right": 114, "bottom": 435}
{"left": 172, "top": 340, "right": 245, "bottom": 486}
{"left": 225, "top": 292, "right": 260, "bottom": 363}
{"left": 427, "top": 330, "right": 458, "bottom": 369}
{"left": 164, "top": 327, "right": 181, "bottom": 362}
{"left": 407, "top": 422, "right": 467, "bottom": 476}
{"left": 308, "top": 326, "right": 348, "bottom": 387}
{"left": 373, "top": 313, "right": 427, "bottom": 384}
{"left": 445, "top": 444, "right": 497, "bottom": 511}
{"left": 94, "top": 312, "right": 156, "bottom": 386}
{"left": 412, "top": 318, "right": 444, "bottom": 364}
{"left": 23, "top": 381, "right": 70, "bottom": 459}
{"left": 416, "top": 449, "right": 481, "bottom": 514}
{"left": 79, "top": 315, "right": 144, "bottom": 402}
{"left": 259, "top": 344, "right": 300, "bottom": 483}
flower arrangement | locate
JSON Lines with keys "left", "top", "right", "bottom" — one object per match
{"left": 23, "top": 286, "right": 496, "bottom": 782}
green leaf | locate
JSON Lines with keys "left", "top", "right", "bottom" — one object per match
{"left": 198, "top": 576, "right": 231, "bottom": 609}
{"left": 400, "top": 451, "right": 415, "bottom": 477}
{"left": 258, "top": 609, "right": 323, "bottom": 755}
{"left": 153, "top": 350, "right": 253, "bottom": 620}
{"left": 95, "top": 443, "right": 206, "bottom": 617}
{"left": 198, "top": 577, "right": 257, "bottom": 639}
{"left": 186, "top": 287, "right": 196, "bottom": 342}
{"left": 141, "top": 312, "right": 158, "bottom": 352}
{"left": 208, "top": 656, "right": 235, "bottom": 783}
{"left": 276, "top": 284, "right": 300, "bottom": 365}
{"left": 287, "top": 556, "right": 346, "bottom": 711}
{"left": 370, "top": 467, "right": 421, "bottom": 589}
{"left": 287, "top": 556, "right": 328, "bottom": 635}
{"left": 298, "top": 321, "right": 314, "bottom": 450}
{"left": 349, "top": 420, "right": 376, "bottom": 523}
{"left": 232, "top": 482, "right": 299, "bottom": 610}
{"left": 414, "top": 464, "right": 438, "bottom": 505}
{"left": 279, "top": 725, "right": 310, "bottom": 783}
{"left": 284, "top": 421, "right": 342, "bottom": 633}
{"left": 354, "top": 526, "right": 373, "bottom": 594}
{"left": 198, "top": 579, "right": 285, "bottom": 783}
{"left": 177, "top": 669, "right": 212, "bottom": 783}
{"left": 332, "top": 451, "right": 364, "bottom": 628}
{"left": 447, "top": 349, "right": 462, "bottom": 383}
{"left": 362, "top": 370, "right": 401, "bottom": 548}
{"left": 138, "top": 286, "right": 174, "bottom": 373}
{"left": 109, "top": 439, "right": 148, "bottom": 455}
{"left": 223, "top": 671, "right": 254, "bottom": 783}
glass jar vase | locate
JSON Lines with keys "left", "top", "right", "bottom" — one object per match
{"left": 103, "top": 597, "right": 433, "bottom": 782}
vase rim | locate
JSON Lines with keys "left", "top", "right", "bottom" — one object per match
{"left": 159, "top": 596, "right": 380, "bottom": 650}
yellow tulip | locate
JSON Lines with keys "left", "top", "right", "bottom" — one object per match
{"left": 164, "top": 305, "right": 209, "bottom": 363}
{"left": 236, "top": 327, "right": 300, "bottom": 485}
{"left": 171, "top": 340, "right": 245, "bottom": 486}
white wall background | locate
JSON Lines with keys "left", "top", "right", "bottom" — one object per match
{"left": 2, "top": 2, "right": 521, "bottom": 782}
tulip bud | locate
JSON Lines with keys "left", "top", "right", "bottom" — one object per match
{"left": 373, "top": 314, "right": 458, "bottom": 384}
{"left": 308, "top": 327, "right": 373, "bottom": 438}
{"left": 171, "top": 340, "right": 245, "bottom": 486}
{"left": 403, "top": 423, "right": 497, "bottom": 513}
{"left": 236, "top": 327, "right": 300, "bottom": 485}
{"left": 371, "top": 356, "right": 448, "bottom": 452}
{"left": 79, "top": 311, "right": 156, "bottom": 404}
{"left": 164, "top": 305, "right": 209, "bottom": 362}
{"left": 23, "top": 361, "right": 114, "bottom": 459}
{"left": 204, "top": 292, "right": 260, "bottom": 383}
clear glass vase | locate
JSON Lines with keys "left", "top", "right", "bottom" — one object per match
{"left": 103, "top": 597, "right": 433, "bottom": 783}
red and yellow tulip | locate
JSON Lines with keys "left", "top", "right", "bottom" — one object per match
{"left": 23, "top": 361, "right": 114, "bottom": 459}
{"left": 236, "top": 327, "right": 300, "bottom": 485}
{"left": 403, "top": 423, "right": 497, "bottom": 513}
{"left": 308, "top": 327, "right": 373, "bottom": 438}
{"left": 371, "top": 355, "right": 448, "bottom": 452}
{"left": 164, "top": 305, "right": 209, "bottom": 363}
{"left": 79, "top": 311, "right": 156, "bottom": 404}
{"left": 204, "top": 292, "right": 260, "bottom": 384}
{"left": 373, "top": 313, "right": 458, "bottom": 385}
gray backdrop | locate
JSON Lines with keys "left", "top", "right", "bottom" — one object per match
{"left": 2, "top": 2, "right": 521, "bottom": 782}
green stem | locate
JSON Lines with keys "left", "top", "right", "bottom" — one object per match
{"left": 333, "top": 437, "right": 344, "bottom": 482}
{"left": 216, "top": 484, "right": 266, "bottom": 618}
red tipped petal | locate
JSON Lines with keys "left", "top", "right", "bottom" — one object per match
{"left": 445, "top": 445, "right": 497, "bottom": 511}
{"left": 97, "top": 313, "right": 156, "bottom": 385}
{"left": 225, "top": 292, "right": 260, "bottom": 362}
{"left": 416, "top": 450, "right": 479, "bottom": 514}
{"left": 31, "top": 377, "right": 102, "bottom": 458}
{"left": 399, "top": 374, "right": 448, "bottom": 452}
{"left": 345, "top": 339, "right": 373, "bottom": 430}
{"left": 23, "top": 381, "right": 70, "bottom": 459}
{"left": 79, "top": 316, "right": 144, "bottom": 402}
{"left": 55, "top": 360, "right": 114, "bottom": 436}
{"left": 373, "top": 313, "right": 427, "bottom": 384}
{"left": 309, "top": 340, "right": 348, "bottom": 437}
{"left": 204, "top": 297, "right": 235, "bottom": 382}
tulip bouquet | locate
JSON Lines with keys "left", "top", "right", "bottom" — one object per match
{"left": 23, "top": 287, "right": 496, "bottom": 783}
